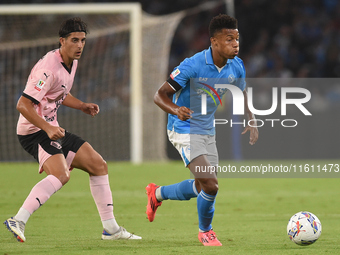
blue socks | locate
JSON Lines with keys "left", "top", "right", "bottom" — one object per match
{"left": 197, "top": 190, "right": 216, "bottom": 232}
{"left": 159, "top": 179, "right": 217, "bottom": 232}
{"left": 160, "top": 179, "right": 198, "bottom": 200}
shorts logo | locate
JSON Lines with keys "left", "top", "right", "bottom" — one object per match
{"left": 34, "top": 79, "right": 46, "bottom": 91}
{"left": 50, "top": 141, "right": 62, "bottom": 150}
{"left": 170, "top": 68, "right": 180, "bottom": 79}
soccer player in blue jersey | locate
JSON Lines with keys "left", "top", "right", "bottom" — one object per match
{"left": 146, "top": 14, "right": 259, "bottom": 246}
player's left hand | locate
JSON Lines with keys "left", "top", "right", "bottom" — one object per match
{"left": 241, "top": 124, "right": 259, "bottom": 145}
{"left": 81, "top": 103, "right": 100, "bottom": 117}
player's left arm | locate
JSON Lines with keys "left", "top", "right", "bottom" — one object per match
{"left": 241, "top": 90, "right": 259, "bottom": 145}
{"left": 62, "top": 93, "right": 99, "bottom": 117}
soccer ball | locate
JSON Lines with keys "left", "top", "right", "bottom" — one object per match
{"left": 287, "top": 211, "right": 322, "bottom": 246}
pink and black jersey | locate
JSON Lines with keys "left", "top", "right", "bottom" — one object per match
{"left": 17, "top": 49, "right": 78, "bottom": 135}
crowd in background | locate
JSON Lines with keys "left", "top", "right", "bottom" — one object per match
{"left": 1, "top": 0, "right": 339, "bottom": 106}
{"left": 165, "top": 0, "right": 340, "bottom": 110}
{"left": 237, "top": 0, "right": 340, "bottom": 79}
{"left": 1, "top": 0, "right": 339, "bottom": 79}
{"left": 164, "top": 0, "right": 340, "bottom": 80}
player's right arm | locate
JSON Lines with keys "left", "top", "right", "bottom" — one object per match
{"left": 154, "top": 81, "right": 193, "bottom": 121}
{"left": 16, "top": 96, "right": 65, "bottom": 140}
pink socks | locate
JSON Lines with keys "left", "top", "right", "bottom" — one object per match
{"left": 15, "top": 175, "right": 62, "bottom": 223}
{"left": 90, "top": 175, "right": 114, "bottom": 221}
{"left": 16, "top": 174, "right": 119, "bottom": 234}
{"left": 90, "top": 175, "right": 119, "bottom": 234}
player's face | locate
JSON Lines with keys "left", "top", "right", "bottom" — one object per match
{"left": 211, "top": 29, "right": 239, "bottom": 60}
{"left": 60, "top": 32, "right": 86, "bottom": 61}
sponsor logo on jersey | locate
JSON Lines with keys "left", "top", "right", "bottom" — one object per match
{"left": 170, "top": 68, "right": 180, "bottom": 79}
{"left": 34, "top": 79, "right": 46, "bottom": 91}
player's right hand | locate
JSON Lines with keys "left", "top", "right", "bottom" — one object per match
{"left": 175, "top": 106, "right": 193, "bottom": 121}
{"left": 46, "top": 126, "right": 65, "bottom": 140}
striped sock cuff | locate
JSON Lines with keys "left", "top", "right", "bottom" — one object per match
{"left": 199, "top": 190, "right": 216, "bottom": 202}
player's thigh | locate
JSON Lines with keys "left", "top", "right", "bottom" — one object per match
{"left": 206, "top": 135, "right": 218, "bottom": 167}
{"left": 71, "top": 142, "right": 107, "bottom": 176}
{"left": 43, "top": 153, "right": 70, "bottom": 185}
{"left": 188, "top": 155, "right": 218, "bottom": 194}
{"left": 188, "top": 155, "right": 217, "bottom": 179}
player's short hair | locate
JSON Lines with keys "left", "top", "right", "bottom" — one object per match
{"left": 59, "top": 17, "right": 88, "bottom": 38}
{"left": 209, "top": 14, "right": 238, "bottom": 37}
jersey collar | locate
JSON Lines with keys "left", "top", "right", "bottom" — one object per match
{"left": 56, "top": 48, "right": 73, "bottom": 74}
{"left": 205, "top": 47, "right": 232, "bottom": 66}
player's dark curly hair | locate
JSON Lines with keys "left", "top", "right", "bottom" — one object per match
{"left": 209, "top": 14, "right": 238, "bottom": 37}
{"left": 59, "top": 17, "right": 88, "bottom": 38}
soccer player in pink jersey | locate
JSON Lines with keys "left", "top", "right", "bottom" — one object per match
{"left": 4, "top": 17, "right": 141, "bottom": 242}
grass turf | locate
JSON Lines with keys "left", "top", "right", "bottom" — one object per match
{"left": 1, "top": 160, "right": 340, "bottom": 254}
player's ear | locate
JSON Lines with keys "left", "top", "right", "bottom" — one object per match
{"left": 59, "top": 37, "right": 65, "bottom": 47}
{"left": 210, "top": 37, "right": 217, "bottom": 47}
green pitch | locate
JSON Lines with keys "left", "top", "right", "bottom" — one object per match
{"left": 1, "top": 160, "right": 340, "bottom": 254}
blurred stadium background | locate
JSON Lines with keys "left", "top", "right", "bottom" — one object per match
{"left": 0, "top": 0, "right": 339, "bottom": 163}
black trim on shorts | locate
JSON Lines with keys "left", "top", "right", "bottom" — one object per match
{"left": 22, "top": 93, "right": 39, "bottom": 105}
{"left": 167, "top": 77, "right": 182, "bottom": 92}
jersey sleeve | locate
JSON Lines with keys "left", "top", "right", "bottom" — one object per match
{"left": 167, "top": 57, "right": 196, "bottom": 91}
{"left": 236, "top": 57, "right": 246, "bottom": 91}
{"left": 22, "top": 69, "right": 54, "bottom": 104}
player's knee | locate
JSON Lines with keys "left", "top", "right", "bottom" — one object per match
{"left": 200, "top": 178, "right": 218, "bottom": 195}
{"left": 57, "top": 171, "right": 70, "bottom": 185}
{"left": 206, "top": 182, "right": 218, "bottom": 195}
{"left": 88, "top": 156, "right": 108, "bottom": 176}
{"left": 97, "top": 158, "right": 108, "bottom": 175}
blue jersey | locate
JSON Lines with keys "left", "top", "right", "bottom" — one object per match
{"left": 167, "top": 47, "right": 246, "bottom": 135}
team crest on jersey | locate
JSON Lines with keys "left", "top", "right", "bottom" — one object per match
{"left": 34, "top": 79, "right": 46, "bottom": 91}
{"left": 228, "top": 74, "right": 235, "bottom": 83}
{"left": 170, "top": 68, "right": 181, "bottom": 79}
